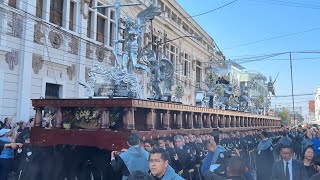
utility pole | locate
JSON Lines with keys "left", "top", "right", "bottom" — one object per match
{"left": 289, "top": 52, "right": 296, "bottom": 126}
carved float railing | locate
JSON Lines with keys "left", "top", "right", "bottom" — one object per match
{"left": 31, "top": 98, "right": 280, "bottom": 150}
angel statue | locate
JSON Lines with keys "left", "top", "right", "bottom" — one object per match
{"left": 120, "top": 4, "right": 161, "bottom": 74}
{"left": 267, "top": 73, "right": 278, "bottom": 96}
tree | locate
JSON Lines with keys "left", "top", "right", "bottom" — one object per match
{"left": 277, "top": 108, "right": 290, "bottom": 125}
{"left": 294, "top": 113, "right": 304, "bottom": 124}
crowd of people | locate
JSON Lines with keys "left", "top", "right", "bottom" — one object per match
{"left": 1, "top": 113, "right": 320, "bottom": 180}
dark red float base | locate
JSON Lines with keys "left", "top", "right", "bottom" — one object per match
{"left": 31, "top": 127, "right": 130, "bottom": 151}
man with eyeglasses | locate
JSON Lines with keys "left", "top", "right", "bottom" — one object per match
{"left": 149, "top": 148, "right": 184, "bottom": 180}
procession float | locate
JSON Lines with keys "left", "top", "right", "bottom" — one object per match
{"left": 31, "top": 2, "right": 280, "bottom": 151}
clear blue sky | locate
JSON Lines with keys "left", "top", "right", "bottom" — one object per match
{"left": 176, "top": 0, "right": 320, "bottom": 117}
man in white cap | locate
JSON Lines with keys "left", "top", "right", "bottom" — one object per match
{"left": 0, "top": 128, "right": 22, "bottom": 180}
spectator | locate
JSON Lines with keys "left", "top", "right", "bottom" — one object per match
{"left": 158, "top": 138, "right": 182, "bottom": 173}
{"left": 149, "top": 148, "right": 184, "bottom": 180}
{"left": 144, "top": 140, "right": 155, "bottom": 153}
{"left": 301, "top": 130, "right": 314, "bottom": 157}
{"left": 271, "top": 145, "right": 308, "bottom": 180}
{"left": 256, "top": 131, "right": 274, "bottom": 180}
{"left": 29, "top": 118, "right": 35, "bottom": 128}
{"left": 174, "top": 134, "right": 194, "bottom": 179}
{"left": 303, "top": 146, "right": 320, "bottom": 178}
{"left": 0, "top": 129, "right": 15, "bottom": 180}
{"left": 128, "top": 170, "right": 154, "bottom": 180}
{"left": 204, "top": 156, "right": 249, "bottom": 180}
{"left": 111, "top": 133, "right": 149, "bottom": 179}
{"left": 201, "top": 136, "right": 227, "bottom": 177}
{"left": 17, "top": 121, "right": 27, "bottom": 132}
{"left": 165, "top": 137, "right": 175, "bottom": 149}
{"left": 42, "top": 111, "right": 53, "bottom": 128}
{"left": 311, "top": 131, "right": 320, "bottom": 159}
{"left": 3, "top": 118, "right": 12, "bottom": 129}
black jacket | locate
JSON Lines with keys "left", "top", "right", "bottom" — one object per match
{"left": 271, "top": 159, "right": 308, "bottom": 180}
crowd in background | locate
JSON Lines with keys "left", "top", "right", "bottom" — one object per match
{"left": 1, "top": 112, "right": 320, "bottom": 180}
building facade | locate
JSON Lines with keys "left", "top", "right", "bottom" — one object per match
{"left": 315, "top": 88, "right": 320, "bottom": 123}
{"left": 0, "top": 0, "right": 221, "bottom": 121}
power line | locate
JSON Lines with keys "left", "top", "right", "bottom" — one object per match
{"left": 173, "top": 0, "right": 240, "bottom": 19}
{"left": 227, "top": 49, "right": 320, "bottom": 59}
{"left": 236, "top": 56, "right": 320, "bottom": 62}
{"left": 274, "top": 93, "right": 315, "bottom": 98}
{"left": 222, "top": 27, "right": 320, "bottom": 50}
{"left": 248, "top": 0, "right": 320, "bottom": 9}
{"left": 231, "top": 51, "right": 320, "bottom": 64}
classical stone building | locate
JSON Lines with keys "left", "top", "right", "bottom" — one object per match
{"left": 0, "top": 0, "right": 222, "bottom": 121}
{"left": 315, "top": 88, "right": 320, "bottom": 123}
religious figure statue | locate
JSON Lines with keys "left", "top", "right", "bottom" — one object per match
{"left": 120, "top": 4, "right": 161, "bottom": 74}
{"left": 267, "top": 75, "right": 277, "bottom": 96}
{"left": 238, "top": 86, "right": 252, "bottom": 110}
{"left": 147, "top": 49, "right": 163, "bottom": 99}
{"left": 147, "top": 47, "right": 174, "bottom": 100}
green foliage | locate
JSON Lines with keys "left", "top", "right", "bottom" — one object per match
{"left": 214, "top": 84, "right": 224, "bottom": 96}
{"left": 277, "top": 108, "right": 290, "bottom": 125}
{"left": 295, "top": 113, "right": 304, "bottom": 124}
{"left": 205, "top": 72, "right": 218, "bottom": 86}
{"left": 175, "top": 84, "right": 184, "bottom": 99}
{"left": 253, "top": 95, "right": 265, "bottom": 108}
{"left": 258, "top": 95, "right": 264, "bottom": 104}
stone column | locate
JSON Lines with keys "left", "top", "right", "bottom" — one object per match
{"left": 35, "top": 108, "right": 43, "bottom": 127}
{"left": 55, "top": 108, "right": 63, "bottom": 128}
{"left": 123, "top": 108, "right": 135, "bottom": 129}
{"left": 244, "top": 117, "right": 248, "bottom": 127}
{"left": 163, "top": 110, "right": 170, "bottom": 130}
{"left": 236, "top": 116, "right": 240, "bottom": 127}
{"left": 225, "top": 116, "right": 230, "bottom": 127}
{"left": 146, "top": 109, "right": 155, "bottom": 129}
{"left": 16, "top": 0, "right": 37, "bottom": 121}
{"left": 220, "top": 115, "right": 225, "bottom": 128}
{"left": 176, "top": 112, "right": 183, "bottom": 129}
{"left": 100, "top": 109, "right": 109, "bottom": 129}
{"left": 240, "top": 117, "right": 244, "bottom": 127}
{"left": 230, "top": 116, "right": 235, "bottom": 127}
{"left": 187, "top": 112, "right": 194, "bottom": 129}
{"left": 198, "top": 113, "right": 203, "bottom": 128}
{"left": 213, "top": 114, "right": 218, "bottom": 128}
{"left": 248, "top": 117, "right": 251, "bottom": 127}
{"left": 205, "top": 114, "right": 211, "bottom": 128}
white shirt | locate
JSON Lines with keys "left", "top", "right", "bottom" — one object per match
{"left": 283, "top": 158, "right": 293, "bottom": 180}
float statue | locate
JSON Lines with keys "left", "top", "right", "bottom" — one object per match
{"left": 120, "top": 5, "right": 161, "bottom": 74}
